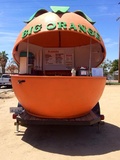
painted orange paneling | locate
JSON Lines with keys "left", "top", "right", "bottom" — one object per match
{"left": 11, "top": 75, "right": 106, "bottom": 118}
{"left": 11, "top": 9, "right": 107, "bottom": 119}
{"left": 12, "top": 12, "right": 106, "bottom": 64}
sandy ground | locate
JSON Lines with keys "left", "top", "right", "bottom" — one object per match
{"left": 0, "top": 85, "right": 120, "bottom": 160}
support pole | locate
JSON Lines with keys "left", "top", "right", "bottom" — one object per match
{"left": 26, "top": 38, "right": 29, "bottom": 74}
{"left": 88, "top": 38, "right": 92, "bottom": 76}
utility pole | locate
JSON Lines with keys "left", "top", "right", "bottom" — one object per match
{"left": 117, "top": 3, "right": 120, "bottom": 83}
{"left": 116, "top": 11, "right": 120, "bottom": 83}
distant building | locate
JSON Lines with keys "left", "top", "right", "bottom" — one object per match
{"left": 113, "top": 70, "right": 118, "bottom": 80}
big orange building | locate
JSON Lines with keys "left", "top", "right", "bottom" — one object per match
{"left": 11, "top": 6, "right": 106, "bottom": 118}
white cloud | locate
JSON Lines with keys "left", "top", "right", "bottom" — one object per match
{"left": 106, "top": 42, "right": 118, "bottom": 47}
{"left": 104, "top": 38, "right": 118, "bottom": 47}
{"left": 0, "top": 31, "right": 18, "bottom": 43}
{"left": 98, "top": 6, "right": 108, "bottom": 12}
{"left": 0, "top": 31, "right": 18, "bottom": 58}
{"left": 0, "top": 31, "right": 18, "bottom": 36}
{"left": 104, "top": 38, "right": 112, "bottom": 43}
{"left": 93, "top": 5, "right": 117, "bottom": 17}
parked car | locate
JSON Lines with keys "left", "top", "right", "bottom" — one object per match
{"left": 0, "top": 74, "right": 12, "bottom": 87}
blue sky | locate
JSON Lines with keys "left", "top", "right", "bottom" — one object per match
{"left": 0, "top": 0, "right": 120, "bottom": 61}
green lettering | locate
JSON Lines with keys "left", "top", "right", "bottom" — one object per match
{"left": 57, "top": 22, "right": 67, "bottom": 29}
{"left": 87, "top": 28, "right": 95, "bottom": 36}
{"left": 47, "top": 22, "right": 56, "bottom": 30}
{"left": 33, "top": 24, "right": 42, "bottom": 33}
{"left": 22, "top": 30, "right": 28, "bottom": 38}
{"left": 21, "top": 22, "right": 102, "bottom": 42}
{"left": 69, "top": 23, "right": 77, "bottom": 31}
{"left": 78, "top": 24, "right": 86, "bottom": 33}
{"left": 95, "top": 32, "right": 101, "bottom": 41}
{"left": 28, "top": 27, "right": 33, "bottom": 35}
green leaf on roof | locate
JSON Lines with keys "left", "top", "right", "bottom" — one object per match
{"left": 23, "top": 6, "right": 95, "bottom": 25}
{"left": 74, "top": 10, "right": 95, "bottom": 25}
{"left": 24, "top": 9, "right": 48, "bottom": 23}
{"left": 50, "top": 6, "right": 69, "bottom": 13}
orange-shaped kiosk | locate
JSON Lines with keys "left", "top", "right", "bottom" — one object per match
{"left": 11, "top": 6, "right": 106, "bottom": 118}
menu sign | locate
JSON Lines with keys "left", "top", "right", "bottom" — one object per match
{"left": 45, "top": 49, "right": 64, "bottom": 65}
{"left": 45, "top": 53, "right": 55, "bottom": 65}
{"left": 55, "top": 53, "right": 64, "bottom": 64}
{"left": 65, "top": 54, "right": 73, "bottom": 67}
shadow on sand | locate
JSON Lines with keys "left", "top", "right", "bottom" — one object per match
{"left": 21, "top": 122, "right": 120, "bottom": 156}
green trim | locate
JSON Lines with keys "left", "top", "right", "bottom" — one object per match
{"left": 74, "top": 10, "right": 95, "bottom": 25}
{"left": 20, "top": 52, "right": 34, "bottom": 57}
{"left": 24, "top": 7, "right": 95, "bottom": 25}
{"left": 50, "top": 6, "right": 69, "bottom": 13}
{"left": 24, "top": 9, "right": 48, "bottom": 23}
{"left": 20, "top": 52, "right": 27, "bottom": 57}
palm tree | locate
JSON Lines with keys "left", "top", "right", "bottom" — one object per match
{"left": 0, "top": 51, "right": 9, "bottom": 74}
